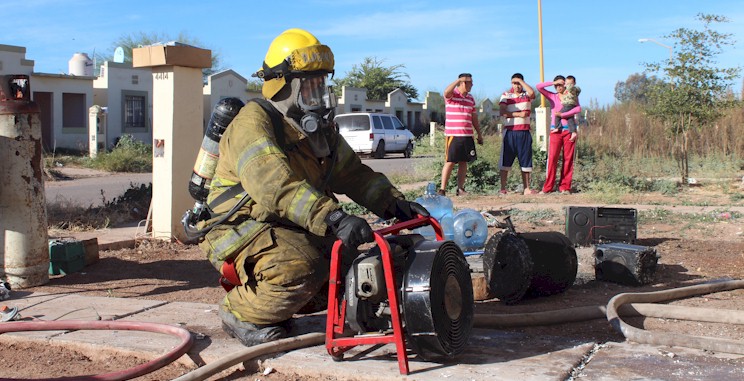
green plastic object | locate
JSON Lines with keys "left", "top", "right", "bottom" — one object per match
{"left": 48, "top": 239, "right": 86, "bottom": 275}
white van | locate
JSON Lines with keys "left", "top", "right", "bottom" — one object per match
{"left": 335, "top": 113, "right": 415, "bottom": 159}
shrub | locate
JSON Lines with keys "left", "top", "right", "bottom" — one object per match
{"left": 90, "top": 135, "right": 152, "bottom": 172}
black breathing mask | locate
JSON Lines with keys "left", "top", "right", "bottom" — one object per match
{"left": 297, "top": 75, "right": 337, "bottom": 133}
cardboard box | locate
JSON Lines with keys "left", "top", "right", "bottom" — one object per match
{"left": 133, "top": 44, "right": 211, "bottom": 68}
{"left": 81, "top": 238, "right": 100, "bottom": 266}
{"left": 49, "top": 239, "right": 86, "bottom": 275}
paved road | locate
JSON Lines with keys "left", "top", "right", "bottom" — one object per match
{"left": 44, "top": 156, "right": 429, "bottom": 207}
{"left": 45, "top": 172, "right": 152, "bottom": 207}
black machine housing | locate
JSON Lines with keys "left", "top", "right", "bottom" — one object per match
{"left": 344, "top": 234, "right": 474, "bottom": 360}
{"left": 565, "top": 206, "right": 637, "bottom": 247}
{"left": 594, "top": 243, "right": 659, "bottom": 285}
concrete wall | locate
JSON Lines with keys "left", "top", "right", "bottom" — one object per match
{"left": 31, "top": 73, "right": 94, "bottom": 151}
{"left": 0, "top": 44, "right": 34, "bottom": 78}
{"left": 336, "top": 86, "right": 368, "bottom": 114}
{"left": 93, "top": 61, "right": 153, "bottom": 149}
{"left": 202, "top": 69, "right": 260, "bottom": 131}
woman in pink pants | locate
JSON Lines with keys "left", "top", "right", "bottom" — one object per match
{"left": 537, "top": 75, "right": 582, "bottom": 194}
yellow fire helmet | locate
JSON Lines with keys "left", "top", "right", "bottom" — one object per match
{"left": 255, "top": 28, "right": 335, "bottom": 99}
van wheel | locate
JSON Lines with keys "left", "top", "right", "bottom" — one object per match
{"left": 403, "top": 142, "right": 413, "bottom": 158}
{"left": 374, "top": 141, "right": 385, "bottom": 159}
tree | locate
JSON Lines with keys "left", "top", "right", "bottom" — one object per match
{"left": 614, "top": 73, "right": 662, "bottom": 104}
{"left": 95, "top": 32, "right": 223, "bottom": 82}
{"left": 643, "top": 14, "right": 741, "bottom": 184}
{"left": 332, "top": 57, "right": 419, "bottom": 101}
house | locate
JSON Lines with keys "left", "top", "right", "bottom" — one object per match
{"left": 1, "top": 44, "right": 96, "bottom": 151}
{"left": 93, "top": 61, "right": 153, "bottom": 150}
{"left": 2, "top": 42, "right": 449, "bottom": 151}
{"left": 202, "top": 69, "right": 261, "bottom": 131}
{"left": 335, "top": 86, "right": 426, "bottom": 134}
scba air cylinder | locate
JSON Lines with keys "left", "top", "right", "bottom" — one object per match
{"left": 188, "top": 97, "right": 245, "bottom": 203}
{"left": 0, "top": 75, "right": 49, "bottom": 288}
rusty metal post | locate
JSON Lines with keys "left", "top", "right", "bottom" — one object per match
{"left": 0, "top": 75, "right": 49, "bottom": 288}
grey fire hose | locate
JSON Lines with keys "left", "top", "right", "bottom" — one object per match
{"left": 606, "top": 279, "right": 744, "bottom": 355}
{"left": 172, "top": 333, "right": 325, "bottom": 381}
{"left": 176, "top": 279, "right": 744, "bottom": 381}
{"left": 474, "top": 279, "right": 744, "bottom": 355}
{"left": 6, "top": 280, "right": 737, "bottom": 381}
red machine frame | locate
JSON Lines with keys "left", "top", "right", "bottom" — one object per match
{"left": 325, "top": 215, "right": 444, "bottom": 375}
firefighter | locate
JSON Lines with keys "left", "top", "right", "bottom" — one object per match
{"left": 199, "top": 28, "right": 428, "bottom": 346}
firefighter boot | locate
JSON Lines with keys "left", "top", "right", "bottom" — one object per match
{"left": 218, "top": 306, "right": 289, "bottom": 347}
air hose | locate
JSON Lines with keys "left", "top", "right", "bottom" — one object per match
{"left": 0, "top": 320, "right": 193, "bottom": 381}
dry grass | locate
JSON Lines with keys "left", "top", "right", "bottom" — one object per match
{"left": 584, "top": 102, "right": 744, "bottom": 161}
{"left": 46, "top": 183, "right": 151, "bottom": 231}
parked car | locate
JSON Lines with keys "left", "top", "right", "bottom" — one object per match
{"left": 335, "top": 113, "right": 415, "bottom": 158}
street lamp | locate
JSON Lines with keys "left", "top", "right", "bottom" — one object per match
{"left": 638, "top": 38, "right": 673, "bottom": 63}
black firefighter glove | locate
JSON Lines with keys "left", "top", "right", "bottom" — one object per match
{"left": 384, "top": 199, "right": 430, "bottom": 222}
{"left": 325, "top": 209, "right": 375, "bottom": 249}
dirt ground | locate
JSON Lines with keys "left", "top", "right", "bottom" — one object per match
{"left": 4, "top": 185, "right": 744, "bottom": 380}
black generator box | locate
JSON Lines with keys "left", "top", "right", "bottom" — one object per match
{"left": 565, "top": 206, "right": 637, "bottom": 247}
{"left": 594, "top": 243, "right": 659, "bottom": 286}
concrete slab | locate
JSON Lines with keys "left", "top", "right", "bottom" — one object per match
{"left": 262, "top": 329, "right": 595, "bottom": 381}
{"left": 4, "top": 292, "right": 165, "bottom": 340}
{"left": 4, "top": 291, "right": 743, "bottom": 380}
{"left": 123, "top": 301, "right": 247, "bottom": 366}
{"left": 578, "top": 341, "right": 744, "bottom": 381}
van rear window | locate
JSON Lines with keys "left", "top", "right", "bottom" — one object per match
{"left": 336, "top": 115, "right": 370, "bottom": 131}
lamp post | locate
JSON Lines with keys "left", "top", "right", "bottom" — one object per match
{"left": 639, "top": 38, "right": 674, "bottom": 88}
{"left": 534, "top": 0, "right": 549, "bottom": 151}
{"left": 638, "top": 38, "right": 673, "bottom": 63}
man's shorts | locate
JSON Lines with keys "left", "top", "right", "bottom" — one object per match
{"left": 444, "top": 136, "right": 477, "bottom": 163}
{"left": 499, "top": 129, "right": 533, "bottom": 171}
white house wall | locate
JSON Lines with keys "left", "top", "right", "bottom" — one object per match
{"left": 93, "top": 61, "right": 153, "bottom": 149}
{"left": 4, "top": 43, "right": 466, "bottom": 151}
{"left": 0, "top": 44, "right": 34, "bottom": 77}
{"left": 31, "top": 74, "right": 94, "bottom": 151}
{"left": 202, "top": 69, "right": 260, "bottom": 132}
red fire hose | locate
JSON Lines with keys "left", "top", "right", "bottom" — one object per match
{"left": 0, "top": 320, "right": 193, "bottom": 381}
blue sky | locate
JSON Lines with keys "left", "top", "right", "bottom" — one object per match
{"left": 3, "top": 0, "right": 743, "bottom": 106}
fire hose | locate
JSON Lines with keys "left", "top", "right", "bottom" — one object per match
{"left": 474, "top": 278, "right": 744, "bottom": 355}
{"left": 173, "top": 279, "right": 744, "bottom": 381}
{"left": 1, "top": 281, "right": 740, "bottom": 380}
{"left": 0, "top": 320, "right": 193, "bottom": 381}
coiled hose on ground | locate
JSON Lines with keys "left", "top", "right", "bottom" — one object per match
{"left": 3, "top": 280, "right": 742, "bottom": 381}
{"left": 174, "top": 279, "right": 744, "bottom": 381}
{"left": 0, "top": 320, "right": 193, "bottom": 381}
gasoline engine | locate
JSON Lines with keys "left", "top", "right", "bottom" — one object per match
{"left": 328, "top": 224, "right": 474, "bottom": 366}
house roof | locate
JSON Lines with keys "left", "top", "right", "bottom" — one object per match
{"left": 32, "top": 72, "right": 96, "bottom": 80}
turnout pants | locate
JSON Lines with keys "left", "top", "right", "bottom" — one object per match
{"left": 222, "top": 226, "right": 335, "bottom": 325}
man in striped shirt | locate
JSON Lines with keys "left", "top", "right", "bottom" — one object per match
{"left": 498, "top": 73, "right": 537, "bottom": 195}
{"left": 439, "top": 73, "right": 483, "bottom": 196}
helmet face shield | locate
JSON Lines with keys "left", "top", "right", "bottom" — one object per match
{"left": 298, "top": 75, "right": 336, "bottom": 111}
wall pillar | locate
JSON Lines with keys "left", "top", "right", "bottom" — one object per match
{"left": 133, "top": 45, "right": 210, "bottom": 242}
{"left": 534, "top": 107, "right": 549, "bottom": 152}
